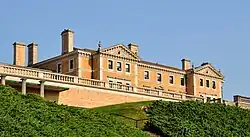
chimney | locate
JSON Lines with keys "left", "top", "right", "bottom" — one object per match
{"left": 13, "top": 42, "right": 26, "bottom": 66}
{"left": 27, "top": 43, "right": 38, "bottom": 66}
{"left": 128, "top": 43, "right": 138, "bottom": 55}
{"left": 61, "top": 29, "right": 74, "bottom": 55}
{"left": 181, "top": 59, "right": 191, "bottom": 70}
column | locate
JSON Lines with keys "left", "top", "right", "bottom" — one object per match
{"left": 40, "top": 81, "right": 45, "bottom": 98}
{"left": 99, "top": 55, "right": 103, "bottom": 81}
{"left": 1, "top": 75, "right": 6, "bottom": 85}
{"left": 21, "top": 78, "right": 27, "bottom": 94}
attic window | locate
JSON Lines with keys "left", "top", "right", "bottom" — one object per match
{"left": 118, "top": 51, "right": 120, "bottom": 54}
{"left": 206, "top": 71, "right": 209, "bottom": 74}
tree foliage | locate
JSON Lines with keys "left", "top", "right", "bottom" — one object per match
{"left": 146, "top": 100, "right": 250, "bottom": 137}
{"left": 0, "top": 86, "right": 148, "bottom": 137}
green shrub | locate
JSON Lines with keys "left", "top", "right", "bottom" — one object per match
{"left": 0, "top": 86, "right": 148, "bottom": 137}
{"left": 146, "top": 100, "right": 250, "bottom": 137}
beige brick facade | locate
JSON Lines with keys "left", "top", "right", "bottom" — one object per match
{"left": 29, "top": 29, "right": 224, "bottom": 100}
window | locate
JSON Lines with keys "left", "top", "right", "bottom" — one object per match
{"left": 117, "top": 62, "right": 122, "bottom": 71}
{"left": 109, "top": 80, "right": 113, "bottom": 88}
{"left": 169, "top": 76, "right": 174, "bottom": 84}
{"left": 69, "top": 59, "right": 74, "bottom": 71}
{"left": 57, "top": 63, "right": 62, "bottom": 73}
{"left": 181, "top": 77, "right": 185, "bottom": 86}
{"left": 200, "top": 79, "right": 204, "bottom": 87}
{"left": 157, "top": 73, "right": 162, "bottom": 82}
{"left": 108, "top": 60, "right": 113, "bottom": 69}
{"left": 212, "top": 81, "right": 216, "bottom": 89}
{"left": 125, "top": 63, "right": 130, "bottom": 73}
{"left": 117, "top": 81, "right": 122, "bottom": 89}
{"left": 144, "top": 71, "right": 149, "bottom": 79}
{"left": 206, "top": 80, "right": 210, "bottom": 88}
{"left": 126, "top": 83, "right": 130, "bottom": 90}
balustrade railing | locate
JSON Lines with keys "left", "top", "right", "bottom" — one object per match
{"left": 78, "top": 78, "right": 105, "bottom": 87}
{"left": 108, "top": 83, "right": 133, "bottom": 92}
{"left": 0, "top": 64, "right": 205, "bottom": 102}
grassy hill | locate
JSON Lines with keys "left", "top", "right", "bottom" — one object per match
{"left": 146, "top": 100, "right": 250, "bottom": 137}
{"left": 0, "top": 85, "right": 149, "bottom": 137}
{"left": 91, "top": 101, "right": 152, "bottom": 129}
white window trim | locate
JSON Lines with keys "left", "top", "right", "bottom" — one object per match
{"left": 69, "top": 59, "right": 74, "bottom": 72}
{"left": 125, "top": 63, "right": 131, "bottom": 74}
{"left": 116, "top": 61, "right": 122, "bottom": 72}
{"left": 169, "top": 75, "right": 174, "bottom": 85}
{"left": 57, "top": 62, "right": 62, "bottom": 73}
{"left": 156, "top": 72, "right": 162, "bottom": 83}
{"left": 144, "top": 70, "right": 150, "bottom": 80}
{"left": 108, "top": 59, "right": 114, "bottom": 71}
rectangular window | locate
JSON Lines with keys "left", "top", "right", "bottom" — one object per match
{"left": 212, "top": 81, "right": 216, "bottom": 89}
{"left": 206, "top": 80, "right": 210, "bottom": 88}
{"left": 169, "top": 76, "right": 174, "bottom": 84}
{"left": 126, "top": 83, "right": 130, "bottom": 90}
{"left": 117, "top": 62, "right": 122, "bottom": 71}
{"left": 144, "top": 71, "right": 149, "bottom": 79}
{"left": 125, "top": 63, "right": 130, "bottom": 73}
{"left": 200, "top": 79, "right": 204, "bottom": 87}
{"left": 108, "top": 60, "right": 113, "bottom": 69}
{"left": 117, "top": 81, "right": 122, "bottom": 89}
{"left": 181, "top": 77, "right": 185, "bottom": 86}
{"left": 69, "top": 59, "right": 74, "bottom": 71}
{"left": 157, "top": 73, "right": 162, "bottom": 82}
{"left": 57, "top": 63, "right": 62, "bottom": 73}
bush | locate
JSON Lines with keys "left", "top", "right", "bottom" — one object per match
{"left": 0, "top": 86, "right": 148, "bottom": 137}
{"left": 146, "top": 100, "right": 250, "bottom": 137}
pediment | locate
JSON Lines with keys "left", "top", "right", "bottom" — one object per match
{"left": 101, "top": 44, "right": 139, "bottom": 60}
{"left": 195, "top": 64, "right": 223, "bottom": 78}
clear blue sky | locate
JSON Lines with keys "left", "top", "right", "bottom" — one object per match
{"left": 0, "top": 0, "right": 249, "bottom": 100}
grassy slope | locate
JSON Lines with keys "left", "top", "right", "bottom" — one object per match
{"left": 146, "top": 100, "right": 250, "bottom": 137}
{"left": 0, "top": 85, "right": 149, "bottom": 137}
{"left": 91, "top": 101, "right": 152, "bottom": 129}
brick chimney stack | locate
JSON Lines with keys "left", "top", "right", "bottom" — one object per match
{"left": 181, "top": 59, "right": 191, "bottom": 70}
{"left": 61, "top": 29, "right": 74, "bottom": 55}
{"left": 13, "top": 42, "right": 26, "bottom": 66}
{"left": 27, "top": 43, "right": 38, "bottom": 66}
{"left": 128, "top": 43, "right": 138, "bottom": 55}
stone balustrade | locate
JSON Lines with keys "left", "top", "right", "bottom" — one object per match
{"left": 0, "top": 64, "right": 204, "bottom": 101}
{"left": 108, "top": 82, "right": 134, "bottom": 92}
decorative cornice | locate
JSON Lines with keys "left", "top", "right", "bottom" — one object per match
{"left": 138, "top": 63, "right": 186, "bottom": 75}
{"left": 100, "top": 52, "right": 139, "bottom": 63}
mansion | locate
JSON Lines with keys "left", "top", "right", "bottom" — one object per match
{"left": 0, "top": 29, "right": 225, "bottom": 108}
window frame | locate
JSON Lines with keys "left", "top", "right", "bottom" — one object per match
{"left": 157, "top": 73, "right": 162, "bottom": 82}
{"left": 181, "top": 77, "right": 185, "bottom": 86}
{"left": 212, "top": 81, "right": 216, "bottom": 89}
{"left": 108, "top": 60, "right": 114, "bottom": 70}
{"left": 125, "top": 63, "right": 130, "bottom": 73}
{"left": 117, "top": 61, "right": 122, "bottom": 72}
{"left": 144, "top": 71, "right": 150, "bottom": 80}
{"left": 200, "top": 78, "right": 204, "bottom": 87}
{"left": 69, "top": 59, "right": 74, "bottom": 72}
{"left": 169, "top": 75, "right": 174, "bottom": 85}
{"left": 206, "top": 79, "right": 210, "bottom": 88}
{"left": 57, "top": 63, "right": 62, "bottom": 73}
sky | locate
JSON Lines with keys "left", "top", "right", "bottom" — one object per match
{"left": 0, "top": 0, "right": 250, "bottom": 100}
